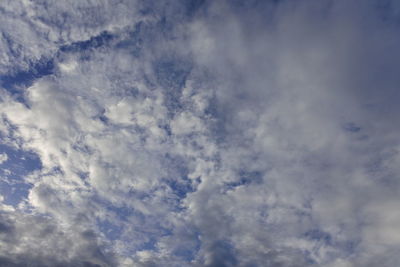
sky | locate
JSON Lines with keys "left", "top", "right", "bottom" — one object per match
{"left": 0, "top": 0, "right": 400, "bottom": 266}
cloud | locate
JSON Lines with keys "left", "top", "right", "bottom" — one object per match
{"left": 183, "top": 0, "right": 400, "bottom": 265}
{"left": 0, "top": 153, "right": 7, "bottom": 164}
{"left": 0, "top": 201, "right": 116, "bottom": 267}
{"left": 0, "top": 0, "right": 400, "bottom": 266}
{"left": 0, "top": 0, "right": 142, "bottom": 75}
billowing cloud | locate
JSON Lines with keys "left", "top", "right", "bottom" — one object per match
{"left": 0, "top": 153, "right": 7, "bottom": 164}
{"left": 0, "top": 0, "right": 399, "bottom": 266}
{"left": 0, "top": 200, "right": 116, "bottom": 266}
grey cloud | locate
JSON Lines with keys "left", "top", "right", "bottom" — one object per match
{"left": 0, "top": 206, "right": 116, "bottom": 267}
{"left": 1, "top": 0, "right": 400, "bottom": 266}
{"left": 184, "top": 0, "right": 400, "bottom": 265}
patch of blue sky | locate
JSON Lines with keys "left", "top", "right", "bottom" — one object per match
{"left": 375, "top": 0, "right": 400, "bottom": 23}
{"left": 228, "top": 0, "right": 283, "bottom": 19}
{"left": 160, "top": 154, "right": 194, "bottom": 201}
{"left": 165, "top": 178, "right": 194, "bottom": 201}
{"left": 342, "top": 122, "right": 369, "bottom": 142}
{"left": 137, "top": 237, "right": 158, "bottom": 252}
{"left": 0, "top": 144, "right": 42, "bottom": 206}
{"left": 94, "top": 199, "right": 137, "bottom": 242}
{"left": 154, "top": 58, "right": 192, "bottom": 115}
{"left": 97, "top": 218, "right": 171, "bottom": 254}
{"left": 0, "top": 57, "right": 54, "bottom": 103}
{"left": 155, "top": 59, "right": 192, "bottom": 90}
{"left": 1, "top": 30, "right": 118, "bottom": 105}
{"left": 185, "top": 0, "right": 206, "bottom": 17}
{"left": 342, "top": 122, "right": 361, "bottom": 133}
{"left": 304, "top": 229, "right": 332, "bottom": 245}
{"left": 339, "top": 239, "right": 359, "bottom": 256}
{"left": 93, "top": 194, "right": 151, "bottom": 241}
{"left": 224, "top": 170, "right": 263, "bottom": 192}
{"left": 59, "top": 31, "right": 114, "bottom": 54}
{"left": 97, "top": 218, "right": 123, "bottom": 241}
{"left": 115, "top": 23, "right": 143, "bottom": 57}
{"left": 158, "top": 122, "right": 172, "bottom": 137}
{"left": 303, "top": 228, "right": 360, "bottom": 263}
{"left": 171, "top": 228, "right": 201, "bottom": 262}
{"left": 92, "top": 194, "right": 137, "bottom": 220}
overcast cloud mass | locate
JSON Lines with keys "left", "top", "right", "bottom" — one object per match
{"left": 0, "top": 0, "right": 400, "bottom": 266}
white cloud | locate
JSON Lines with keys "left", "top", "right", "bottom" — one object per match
{"left": 0, "top": 0, "right": 400, "bottom": 266}
{"left": 0, "top": 153, "right": 8, "bottom": 164}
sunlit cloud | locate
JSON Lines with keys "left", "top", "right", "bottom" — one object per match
{"left": 1, "top": 0, "right": 400, "bottom": 266}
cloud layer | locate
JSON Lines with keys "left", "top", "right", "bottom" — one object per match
{"left": 1, "top": 0, "right": 400, "bottom": 266}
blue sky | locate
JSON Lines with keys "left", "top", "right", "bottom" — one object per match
{"left": 0, "top": 0, "right": 400, "bottom": 266}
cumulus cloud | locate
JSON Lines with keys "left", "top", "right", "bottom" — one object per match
{"left": 0, "top": 0, "right": 399, "bottom": 266}
{"left": 183, "top": 0, "right": 400, "bottom": 266}
{"left": 0, "top": 153, "right": 7, "bottom": 164}
{"left": 0, "top": 201, "right": 116, "bottom": 267}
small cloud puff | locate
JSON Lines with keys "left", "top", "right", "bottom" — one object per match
{"left": 0, "top": 153, "right": 8, "bottom": 164}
